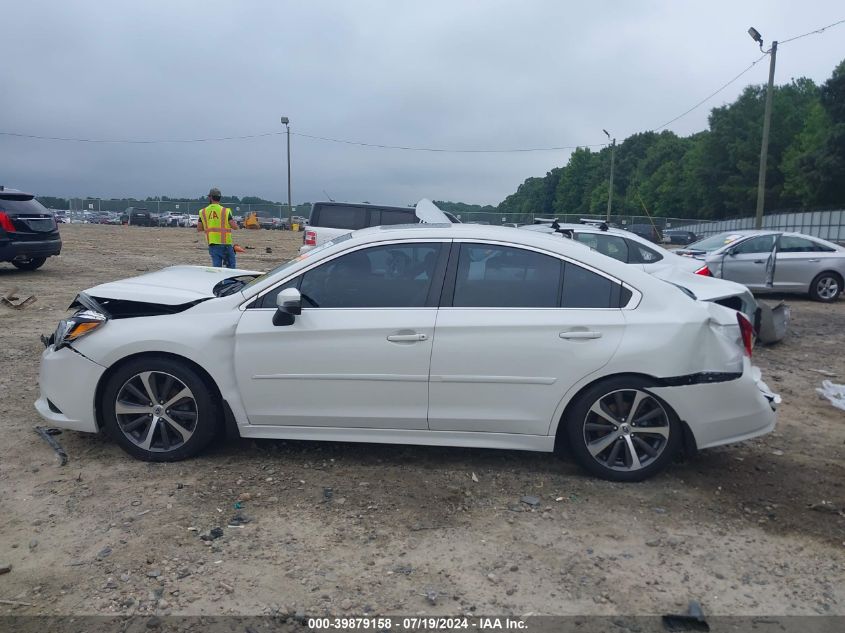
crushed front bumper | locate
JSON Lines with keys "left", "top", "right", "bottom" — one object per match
{"left": 34, "top": 345, "right": 105, "bottom": 433}
{"left": 650, "top": 358, "right": 779, "bottom": 450}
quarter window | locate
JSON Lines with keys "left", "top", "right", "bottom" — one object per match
{"left": 296, "top": 243, "right": 442, "bottom": 308}
{"left": 631, "top": 242, "right": 662, "bottom": 263}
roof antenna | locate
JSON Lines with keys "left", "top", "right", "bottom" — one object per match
{"left": 323, "top": 189, "right": 335, "bottom": 202}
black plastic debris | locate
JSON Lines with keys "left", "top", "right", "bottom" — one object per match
{"left": 662, "top": 601, "right": 710, "bottom": 632}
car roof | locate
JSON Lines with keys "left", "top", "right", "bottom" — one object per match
{"left": 0, "top": 186, "right": 35, "bottom": 199}
{"left": 314, "top": 201, "right": 413, "bottom": 212}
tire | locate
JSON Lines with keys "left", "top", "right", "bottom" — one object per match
{"left": 12, "top": 257, "right": 47, "bottom": 271}
{"left": 809, "top": 272, "right": 842, "bottom": 302}
{"left": 101, "top": 357, "right": 220, "bottom": 462}
{"left": 561, "top": 376, "right": 681, "bottom": 482}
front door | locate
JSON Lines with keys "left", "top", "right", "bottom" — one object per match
{"left": 721, "top": 234, "right": 779, "bottom": 290}
{"left": 235, "top": 241, "right": 447, "bottom": 429}
{"left": 428, "top": 242, "right": 627, "bottom": 436}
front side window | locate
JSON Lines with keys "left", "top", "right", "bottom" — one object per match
{"left": 452, "top": 244, "right": 562, "bottom": 307}
{"left": 296, "top": 243, "right": 443, "bottom": 308}
{"left": 733, "top": 234, "right": 777, "bottom": 255}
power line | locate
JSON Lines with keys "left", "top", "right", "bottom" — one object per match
{"left": 652, "top": 53, "right": 769, "bottom": 131}
{"left": 0, "top": 128, "right": 605, "bottom": 153}
{"left": 291, "top": 131, "right": 606, "bottom": 153}
{"left": 779, "top": 17, "right": 845, "bottom": 45}
{"left": 650, "top": 17, "right": 844, "bottom": 132}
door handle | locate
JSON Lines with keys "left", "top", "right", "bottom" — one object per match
{"left": 559, "top": 331, "right": 602, "bottom": 340}
{"left": 808, "top": 258, "right": 820, "bottom": 263}
{"left": 753, "top": 260, "right": 765, "bottom": 264}
{"left": 386, "top": 333, "right": 428, "bottom": 342}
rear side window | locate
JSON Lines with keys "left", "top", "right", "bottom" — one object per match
{"left": 575, "top": 233, "right": 629, "bottom": 263}
{"left": 778, "top": 235, "right": 835, "bottom": 253}
{"left": 311, "top": 205, "right": 368, "bottom": 230}
{"left": 0, "top": 197, "right": 51, "bottom": 216}
{"left": 451, "top": 244, "right": 631, "bottom": 309}
{"left": 453, "top": 244, "right": 562, "bottom": 308}
{"left": 378, "top": 209, "right": 417, "bottom": 225}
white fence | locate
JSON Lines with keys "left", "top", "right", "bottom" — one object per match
{"left": 674, "top": 209, "right": 845, "bottom": 242}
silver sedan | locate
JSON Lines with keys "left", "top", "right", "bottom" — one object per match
{"left": 678, "top": 231, "right": 845, "bottom": 302}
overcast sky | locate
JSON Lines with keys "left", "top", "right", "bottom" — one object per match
{"left": 2, "top": 1, "right": 843, "bottom": 206}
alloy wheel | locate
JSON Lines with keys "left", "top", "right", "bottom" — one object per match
{"left": 582, "top": 389, "right": 670, "bottom": 472}
{"left": 114, "top": 371, "right": 198, "bottom": 452}
{"left": 816, "top": 276, "right": 839, "bottom": 300}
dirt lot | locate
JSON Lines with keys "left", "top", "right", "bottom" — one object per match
{"left": 0, "top": 224, "right": 843, "bottom": 618}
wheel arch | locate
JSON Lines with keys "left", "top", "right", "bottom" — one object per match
{"left": 94, "top": 351, "right": 226, "bottom": 433}
{"left": 551, "top": 372, "right": 698, "bottom": 456}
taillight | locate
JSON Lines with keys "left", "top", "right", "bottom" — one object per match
{"left": 304, "top": 230, "right": 316, "bottom": 246}
{"left": 0, "top": 212, "right": 16, "bottom": 232}
{"left": 694, "top": 264, "right": 712, "bottom": 276}
{"left": 737, "top": 313, "right": 754, "bottom": 357}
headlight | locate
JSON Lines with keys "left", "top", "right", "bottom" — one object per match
{"left": 53, "top": 310, "right": 107, "bottom": 350}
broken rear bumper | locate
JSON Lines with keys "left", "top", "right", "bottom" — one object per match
{"left": 650, "top": 358, "right": 779, "bottom": 450}
{"left": 34, "top": 345, "right": 105, "bottom": 433}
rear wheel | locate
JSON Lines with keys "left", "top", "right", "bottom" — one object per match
{"left": 101, "top": 357, "right": 220, "bottom": 461}
{"left": 809, "top": 272, "right": 841, "bottom": 302}
{"left": 563, "top": 377, "right": 681, "bottom": 482}
{"left": 12, "top": 257, "right": 47, "bottom": 271}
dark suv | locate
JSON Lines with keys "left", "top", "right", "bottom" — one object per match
{"left": 0, "top": 187, "right": 62, "bottom": 270}
{"left": 122, "top": 207, "right": 154, "bottom": 226}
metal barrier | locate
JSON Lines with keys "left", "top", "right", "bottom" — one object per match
{"left": 671, "top": 209, "right": 845, "bottom": 242}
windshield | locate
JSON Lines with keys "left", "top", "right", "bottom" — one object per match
{"left": 241, "top": 233, "right": 354, "bottom": 292}
{"left": 684, "top": 232, "right": 747, "bottom": 252}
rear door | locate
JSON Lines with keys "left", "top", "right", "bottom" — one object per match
{"left": 773, "top": 235, "right": 838, "bottom": 292}
{"left": 428, "top": 242, "right": 628, "bottom": 435}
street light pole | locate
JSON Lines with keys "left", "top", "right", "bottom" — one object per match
{"left": 749, "top": 27, "right": 777, "bottom": 230}
{"left": 603, "top": 130, "right": 616, "bottom": 222}
{"left": 281, "top": 116, "right": 292, "bottom": 222}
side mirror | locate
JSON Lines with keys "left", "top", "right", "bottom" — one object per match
{"left": 273, "top": 287, "right": 302, "bottom": 326}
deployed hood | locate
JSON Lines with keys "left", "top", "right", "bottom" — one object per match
{"left": 83, "top": 265, "right": 261, "bottom": 305}
{"left": 415, "top": 199, "right": 451, "bottom": 224}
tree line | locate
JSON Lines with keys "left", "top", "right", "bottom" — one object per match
{"left": 496, "top": 58, "right": 845, "bottom": 222}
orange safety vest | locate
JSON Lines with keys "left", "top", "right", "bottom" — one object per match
{"left": 200, "top": 204, "right": 233, "bottom": 245}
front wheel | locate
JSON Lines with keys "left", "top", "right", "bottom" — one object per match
{"left": 809, "top": 272, "right": 841, "bottom": 302}
{"left": 12, "top": 257, "right": 47, "bottom": 271}
{"left": 101, "top": 357, "right": 220, "bottom": 461}
{"left": 562, "top": 377, "right": 681, "bottom": 482}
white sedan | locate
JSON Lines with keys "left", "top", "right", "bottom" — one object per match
{"left": 35, "top": 205, "right": 779, "bottom": 481}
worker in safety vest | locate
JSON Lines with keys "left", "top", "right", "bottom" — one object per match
{"left": 197, "top": 187, "right": 239, "bottom": 268}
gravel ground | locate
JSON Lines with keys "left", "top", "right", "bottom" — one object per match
{"left": 0, "top": 224, "right": 843, "bottom": 617}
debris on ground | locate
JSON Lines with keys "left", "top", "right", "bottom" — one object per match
{"left": 200, "top": 527, "right": 224, "bottom": 541}
{"left": 816, "top": 380, "right": 845, "bottom": 411}
{"left": 0, "top": 563, "right": 11, "bottom": 575}
{"left": 34, "top": 426, "right": 68, "bottom": 466}
{"left": 323, "top": 487, "right": 333, "bottom": 501}
{"left": 0, "top": 599, "right": 32, "bottom": 607}
{"left": 424, "top": 590, "right": 438, "bottom": 605}
{"left": 809, "top": 368, "right": 837, "bottom": 377}
{"left": 228, "top": 513, "right": 252, "bottom": 527}
{"left": 757, "top": 301, "right": 789, "bottom": 344}
{"left": 662, "top": 600, "right": 710, "bottom": 631}
{"left": 809, "top": 501, "right": 840, "bottom": 514}
{"left": 265, "top": 247, "right": 273, "bottom": 254}
{"left": 0, "top": 288, "right": 36, "bottom": 310}
{"left": 520, "top": 495, "right": 540, "bottom": 507}
{"left": 471, "top": 472, "right": 479, "bottom": 482}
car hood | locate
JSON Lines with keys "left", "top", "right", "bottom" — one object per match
{"left": 83, "top": 265, "right": 262, "bottom": 305}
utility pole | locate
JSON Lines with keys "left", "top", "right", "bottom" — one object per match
{"left": 748, "top": 27, "right": 777, "bottom": 229}
{"left": 603, "top": 130, "right": 616, "bottom": 222}
{"left": 281, "top": 116, "right": 292, "bottom": 221}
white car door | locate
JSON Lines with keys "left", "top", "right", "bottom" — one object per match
{"left": 235, "top": 241, "right": 448, "bottom": 429}
{"left": 428, "top": 242, "right": 628, "bottom": 436}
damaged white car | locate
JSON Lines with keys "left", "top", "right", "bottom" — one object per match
{"left": 36, "top": 202, "right": 780, "bottom": 481}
